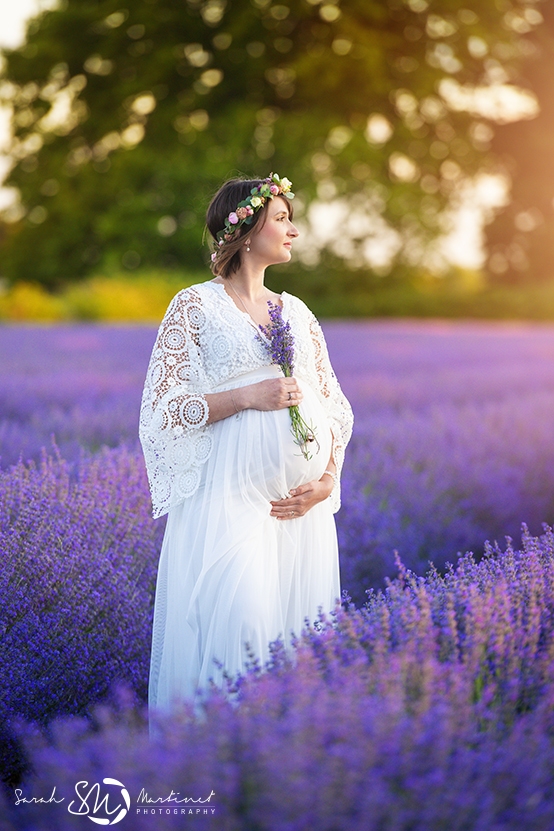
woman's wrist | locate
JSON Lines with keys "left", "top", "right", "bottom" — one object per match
{"left": 231, "top": 386, "right": 249, "bottom": 412}
{"left": 229, "top": 389, "right": 239, "bottom": 414}
{"left": 319, "top": 470, "right": 336, "bottom": 497}
{"left": 321, "top": 469, "right": 337, "bottom": 489}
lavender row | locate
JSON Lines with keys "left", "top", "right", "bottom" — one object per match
{"left": 0, "top": 447, "right": 164, "bottom": 782}
{"left": 333, "top": 319, "right": 554, "bottom": 598}
{"left": 0, "top": 326, "right": 152, "bottom": 467}
{"left": 3, "top": 322, "right": 554, "bottom": 600}
{"left": 3, "top": 514, "right": 554, "bottom": 828}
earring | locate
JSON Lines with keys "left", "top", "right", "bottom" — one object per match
{"left": 245, "top": 240, "right": 250, "bottom": 252}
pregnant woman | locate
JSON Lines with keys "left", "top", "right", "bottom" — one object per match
{"left": 139, "top": 174, "right": 353, "bottom": 713}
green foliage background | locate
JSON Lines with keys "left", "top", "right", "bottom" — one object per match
{"left": 0, "top": 0, "right": 552, "bottom": 314}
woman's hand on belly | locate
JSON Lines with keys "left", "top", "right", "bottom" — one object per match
{"left": 206, "top": 377, "right": 303, "bottom": 425}
{"left": 269, "top": 477, "right": 333, "bottom": 520}
{"left": 241, "top": 377, "right": 303, "bottom": 411}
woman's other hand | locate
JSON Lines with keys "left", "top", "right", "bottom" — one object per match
{"left": 240, "top": 377, "right": 303, "bottom": 411}
{"left": 269, "top": 477, "right": 333, "bottom": 520}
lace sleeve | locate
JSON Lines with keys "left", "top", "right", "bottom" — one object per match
{"left": 139, "top": 288, "right": 213, "bottom": 518}
{"left": 308, "top": 314, "right": 354, "bottom": 513}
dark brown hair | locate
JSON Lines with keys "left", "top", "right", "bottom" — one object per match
{"left": 206, "top": 177, "right": 293, "bottom": 278}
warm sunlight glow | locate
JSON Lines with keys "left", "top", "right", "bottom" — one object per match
{"left": 439, "top": 79, "right": 539, "bottom": 124}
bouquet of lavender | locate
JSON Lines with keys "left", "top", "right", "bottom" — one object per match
{"left": 258, "top": 301, "right": 319, "bottom": 461}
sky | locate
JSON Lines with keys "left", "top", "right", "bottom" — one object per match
{"left": 0, "top": 0, "right": 536, "bottom": 270}
{"left": 0, "top": 0, "right": 62, "bottom": 53}
{"left": 0, "top": 0, "right": 51, "bottom": 50}
{"left": 0, "top": 0, "right": 58, "bottom": 208}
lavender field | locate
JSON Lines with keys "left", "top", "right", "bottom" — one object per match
{"left": 3, "top": 319, "right": 554, "bottom": 828}
{"left": 3, "top": 320, "right": 554, "bottom": 595}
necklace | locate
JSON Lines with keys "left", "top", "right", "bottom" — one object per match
{"left": 226, "top": 280, "right": 269, "bottom": 327}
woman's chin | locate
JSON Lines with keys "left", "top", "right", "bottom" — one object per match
{"left": 277, "top": 250, "right": 293, "bottom": 263}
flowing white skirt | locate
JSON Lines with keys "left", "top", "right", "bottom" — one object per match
{"left": 148, "top": 365, "right": 340, "bottom": 713}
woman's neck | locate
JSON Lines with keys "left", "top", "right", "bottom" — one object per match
{"left": 224, "top": 261, "right": 268, "bottom": 302}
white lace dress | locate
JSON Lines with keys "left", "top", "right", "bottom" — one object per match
{"left": 139, "top": 280, "right": 353, "bottom": 712}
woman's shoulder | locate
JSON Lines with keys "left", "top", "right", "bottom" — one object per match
{"left": 283, "top": 291, "right": 318, "bottom": 322}
{"left": 167, "top": 280, "right": 218, "bottom": 309}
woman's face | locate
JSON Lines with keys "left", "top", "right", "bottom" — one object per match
{"left": 247, "top": 196, "right": 299, "bottom": 265}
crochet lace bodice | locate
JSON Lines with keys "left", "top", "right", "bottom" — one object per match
{"left": 139, "top": 280, "right": 353, "bottom": 518}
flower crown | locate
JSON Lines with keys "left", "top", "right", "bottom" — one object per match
{"left": 211, "top": 173, "right": 294, "bottom": 261}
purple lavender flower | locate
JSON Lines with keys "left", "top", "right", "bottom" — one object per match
{"left": 258, "top": 301, "right": 318, "bottom": 460}
{"left": 258, "top": 300, "right": 295, "bottom": 376}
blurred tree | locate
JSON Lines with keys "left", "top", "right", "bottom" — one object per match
{"left": 0, "top": 0, "right": 546, "bottom": 288}
{"left": 485, "top": 1, "right": 554, "bottom": 285}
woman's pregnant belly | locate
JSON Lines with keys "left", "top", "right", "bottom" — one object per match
{"left": 216, "top": 366, "right": 333, "bottom": 502}
{"left": 267, "top": 378, "right": 332, "bottom": 497}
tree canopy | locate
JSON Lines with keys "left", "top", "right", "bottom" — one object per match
{"left": 0, "top": 0, "right": 546, "bottom": 288}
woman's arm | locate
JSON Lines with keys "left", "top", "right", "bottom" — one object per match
{"left": 306, "top": 312, "right": 353, "bottom": 514}
{"left": 205, "top": 377, "right": 303, "bottom": 424}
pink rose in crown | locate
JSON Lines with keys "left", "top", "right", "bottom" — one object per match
{"left": 211, "top": 252, "right": 217, "bottom": 261}
{"left": 246, "top": 206, "right": 254, "bottom": 215}
{"left": 228, "top": 212, "right": 239, "bottom": 224}
{"left": 269, "top": 184, "right": 279, "bottom": 195}
{"left": 236, "top": 207, "right": 249, "bottom": 220}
